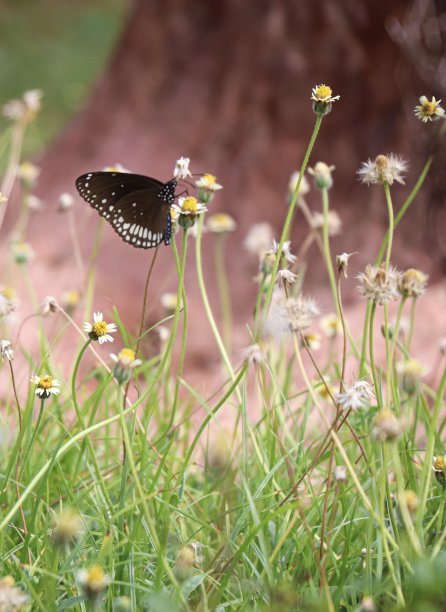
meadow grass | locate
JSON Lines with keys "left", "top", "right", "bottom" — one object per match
{"left": 0, "top": 87, "right": 445, "bottom": 611}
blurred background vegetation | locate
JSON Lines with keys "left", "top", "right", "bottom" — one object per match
{"left": 0, "top": 0, "right": 128, "bottom": 156}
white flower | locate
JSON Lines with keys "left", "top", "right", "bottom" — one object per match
{"left": 288, "top": 171, "right": 310, "bottom": 197}
{"left": 334, "top": 465, "right": 347, "bottom": 482}
{"left": 161, "top": 293, "right": 178, "bottom": 313}
{"left": 308, "top": 162, "right": 335, "bottom": 190}
{"left": 414, "top": 95, "right": 445, "bottom": 122}
{"left": 320, "top": 313, "right": 342, "bottom": 338}
{"left": 310, "top": 210, "right": 342, "bottom": 236}
{"left": 301, "top": 331, "right": 321, "bottom": 350}
{"left": 110, "top": 348, "right": 142, "bottom": 369}
{"left": 58, "top": 193, "right": 74, "bottom": 212}
{"left": 102, "top": 163, "right": 130, "bottom": 173}
{"left": 0, "top": 340, "right": 14, "bottom": 362}
{"left": 24, "top": 194, "right": 43, "bottom": 211}
{"left": 173, "top": 157, "right": 192, "bottom": 180}
{"left": 244, "top": 223, "right": 274, "bottom": 258}
{"left": 171, "top": 196, "right": 207, "bottom": 218}
{"left": 273, "top": 239, "right": 297, "bottom": 265}
{"left": 335, "top": 380, "right": 375, "bottom": 410}
{"left": 83, "top": 312, "right": 117, "bottom": 344}
{"left": 42, "top": 296, "right": 58, "bottom": 316}
{"left": 240, "top": 343, "right": 265, "bottom": 365}
{"left": 336, "top": 252, "right": 355, "bottom": 278}
{"left": 207, "top": 213, "right": 236, "bottom": 233}
{"left": 0, "top": 576, "right": 29, "bottom": 609}
{"left": 2, "top": 89, "right": 42, "bottom": 122}
{"left": 195, "top": 174, "right": 223, "bottom": 192}
{"left": 311, "top": 84, "right": 340, "bottom": 104}
{"left": 23, "top": 89, "right": 43, "bottom": 114}
{"left": 31, "top": 374, "right": 61, "bottom": 399}
{"left": 286, "top": 295, "right": 320, "bottom": 332}
{"left": 357, "top": 154, "right": 408, "bottom": 186}
{"left": 357, "top": 264, "right": 400, "bottom": 305}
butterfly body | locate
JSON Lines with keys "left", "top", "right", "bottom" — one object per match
{"left": 75, "top": 172, "right": 177, "bottom": 249}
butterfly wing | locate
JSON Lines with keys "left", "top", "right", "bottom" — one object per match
{"left": 75, "top": 172, "right": 176, "bottom": 249}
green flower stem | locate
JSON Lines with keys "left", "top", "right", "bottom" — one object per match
{"left": 20, "top": 398, "right": 45, "bottom": 476}
{"left": 0, "top": 119, "right": 26, "bottom": 234}
{"left": 215, "top": 233, "right": 233, "bottom": 351}
{"left": 383, "top": 182, "right": 394, "bottom": 272}
{"left": 321, "top": 187, "right": 340, "bottom": 316}
{"left": 195, "top": 215, "right": 241, "bottom": 401}
{"left": 369, "top": 301, "right": 383, "bottom": 410}
{"left": 262, "top": 114, "right": 323, "bottom": 318}
{"left": 407, "top": 298, "right": 417, "bottom": 353}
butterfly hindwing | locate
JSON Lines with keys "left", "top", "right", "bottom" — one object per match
{"left": 75, "top": 172, "right": 176, "bottom": 249}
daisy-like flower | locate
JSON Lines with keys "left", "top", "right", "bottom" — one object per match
{"left": 286, "top": 294, "right": 320, "bottom": 332}
{"left": 207, "top": 213, "right": 236, "bottom": 233}
{"left": 0, "top": 576, "right": 29, "bottom": 609}
{"left": 83, "top": 312, "right": 117, "bottom": 344}
{"left": 372, "top": 410, "right": 403, "bottom": 442}
{"left": 171, "top": 196, "right": 207, "bottom": 229}
{"left": 288, "top": 171, "right": 310, "bottom": 200}
{"left": 0, "top": 287, "right": 17, "bottom": 317}
{"left": 102, "top": 163, "right": 130, "bottom": 173}
{"left": 398, "top": 268, "right": 428, "bottom": 298}
{"left": 414, "top": 95, "right": 445, "bottom": 123}
{"left": 310, "top": 210, "right": 342, "bottom": 236}
{"left": 335, "top": 380, "right": 375, "bottom": 410}
{"left": 196, "top": 174, "right": 223, "bottom": 193}
{"left": 0, "top": 340, "right": 14, "bottom": 362}
{"left": 357, "top": 263, "right": 400, "bottom": 305}
{"left": 244, "top": 223, "right": 274, "bottom": 258}
{"left": 396, "top": 358, "right": 427, "bottom": 395}
{"left": 17, "top": 161, "right": 40, "bottom": 186}
{"left": 41, "top": 296, "right": 58, "bottom": 316}
{"left": 357, "top": 154, "right": 408, "bottom": 186}
{"left": 161, "top": 292, "right": 178, "bottom": 313}
{"left": 273, "top": 239, "right": 297, "bottom": 265}
{"left": 311, "top": 84, "right": 340, "bottom": 115}
{"left": 53, "top": 508, "right": 83, "bottom": 546}
{"left": 78, "top": 565, "right": 110, "bottom": 601}
{"left": 308, "top": 161, "right": 335, "bottom": 190}
{"left": 433, "top": 455, "right": 446, "bottom": 487}
{"left": 0, "top": 193, "right": 7, "bottom": 205}
{"left": 320, "top": 313, "right": 342, "bottom": 338}
{"left": 2, "top": 89, "right": 42, "bottom": 122}
{"left": 300, "top": 331, "right": 321, "bottom": 350}
{"left": 11, "top": 241, "right": 35, "bottom": 265}
{"left": 336, "top": 252, "right": 355, "bottom": 278}
{"left": 58, "top": 193, "right": 74, "bottom": 212}
{"left": 110, "top": 348, "right": 142, "bottom": 384}
{"left": 31, "top": 374, "right": 60, "bottom": 399}
{"left": 173, "top": 157, "right": 192, "bottom": 180}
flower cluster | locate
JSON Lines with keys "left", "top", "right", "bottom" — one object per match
{"left": 2, "top": 89, "right": 42, "bottom": 122}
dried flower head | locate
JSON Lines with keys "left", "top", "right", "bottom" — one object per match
{"left": 357, "top": 154, "right": 408, "bottom": 186}
{"left": 31, "top": 374, "right": 60, "bottom": 399}
{"left": 335, "top": 380, "right": 375, "bottom": 410}
{"left": 414, "top": 95, "right": 445, "bottom": 122}
{"left": 0, "top": 576, "right": 29, "bottom": 609}
{"left": 276, "top": 268, "right": 298, "bottom": 290}
{"left": 207, "top": 213, "right": 236, "bottom": 233}
{"left": 0, "top": 340, "right": 14, "bottom": 362}
{"left": 311, "top": 84, "right": 340, "bottom": 115}
{"left": 308, "top": 161, "right": 335, "bottom": 190}
{"left": 272, "top": 239, "right": 297, "bottom": 265}
{"left": 286, "top": 295, "right": 320, "bottom": 332}
{"left": 240, "top": 343, "right": 266, "bottom": 366}
{"left": 78, "top": 565, "right": 110, "bottom": 601}
{"left": 173, "top": 157, "right": 192, "bottom": 180}
{"left": 110, "top": 348, "right": 142, "bottom": 383}
{"left": 83, "top": 312, "right": 117, "bottom": 344}
{"left": 11, "top": 241, "right": 35, "bottom": 265}
{"left": 53, "top": 508, "right": 83, "bottom": 545}
{"left": 396, "top": 359, "right": 426, "bottom": 394}
{"left": 334, "top": 465, "right": 347, "bottom": 482}
{"left": 58, "top": 193, "right": 74, "bottom": 212}
{"left": 244, "top": 223, "right": 274, "bottom": 258}
{"left": 372, "top": 410, "right": 403, "bottom": 442}
{"left": 336, "top": 252, "right": 355, "bottom": 278}
{"left": 288, "top": 171, "right": 310, "bottom": 199}
{"left": 310, "top": 210, "right": 342, "bottom": 236}
{"left": 357, "top": 264, "right": 400, "bottom": 305}
{"left": 41, "top": 296, "right": 58, "bottom": 316}
{"left": 398, "top": 268, "right": 428, "bottom": 298}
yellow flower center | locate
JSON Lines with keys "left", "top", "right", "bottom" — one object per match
{"left": 1, "top": 287, "right": 15, "bottom": 300}
{"left": 315, "top": 84, "right": 332, "bottom": 100}
{"left": 182, "top": 196, "right": 198, "bottom": 214}
{"left": 87, "top": 565, "right": 106, "bottom": 587}
{"left": 202, "top": 174, "right": 216, "bottom": 186}
{"left": 434, "top": 456, "right": 445, "bottom": 471}
{"left": 65, "top": 290, "right": 80, "bottom": 306}
{"left": 39, "top": 375, "right": 53, "bottom": 390}
{"left": 422, "top": 100, "right": 437, "bottom": 116}
{"left": 92, "top": 321, "right": 108, "bottom": 336}
{"left": 119, "top": 348, "right": 136, "bottom": 364}
{"left": 375, "top": 155, "right": 389, "bottom": 170}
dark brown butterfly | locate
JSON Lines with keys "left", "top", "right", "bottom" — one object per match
{"left": 75, "top": 171, "right": 177, "bottom": 249}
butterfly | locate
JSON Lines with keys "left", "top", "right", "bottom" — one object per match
{"left": 75, "top": 171, "right": 177, "bottom": 249}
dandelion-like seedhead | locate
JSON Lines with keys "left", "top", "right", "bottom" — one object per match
{"left": 207, "top": 213, "right": 236, "bottom": 234}
{"left": 0, "top": 340, "right": 14, "bottom": 362}
{"left": 311, "top": 84, "right": 340, "bottom": 115}
{"left": 173, "top": 157, "right": 192, "bottom": 180}
{"left": 240, "top": 343, "right": 266, "bottom": 366}
{"left": 335, "top": 380, "right": 375, "bottom": 411}
{"left": 286, "top": 295, "right": 320, "bottom": 333}
{"left": 414, "top": 96, "right": 445, "bottom": 123}
{"left": 357, "top": 154, "right": 408, "bottom": 186}
{"left": 83, "top": 312, "right": 117, "bottom": 344}
{"left": 357, "top": 264, "right": 400, "bottom": 305}
{"left": 276, "top": 268, "right": 298, "bottom": 290}
{"left": 31, "top": 374, "right": 60, "bottom": 399}
{"left": 272, "top": 239, "right": 297, "bottom": 266}
{"left": 336, "top": 252, "right": 355, "bottom": 278}
{"left": 78, "top": 565, "right": 110, "bottom": 601}
{"left": 398, "top": 268, "right": 428, "bottom": 298}
{"left": 308, "top": 161, "right": 335, "bottom": 190}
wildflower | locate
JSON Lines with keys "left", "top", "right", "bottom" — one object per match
{"left": 174, "top": 545, "right": 196, "bottom": 581}
{"left": 83, "top": 312, "right": 117, "bottom": 344}
{"left": 396, "top": 359, "right": 426, "bottom": 394}
{"left": 357, "top": 154, "right": 408, "bottom": 186}
{"left": 113, "top": 597, "right": 132, "bottom": 611}
{"left": 300, "top": 331, "right": 321, "bottom": 350}
{"left": 310, "top": 210, "right": 342, "bottom": 236}
{"left": 31, "top": 374, "right": 60, "bottom": 399}
{"left": 41, "top": 296, "right": 58, "bottom": 316}
{"left": 102, "top": 163, "right": 130, "bottom": 173}
{"left": 207, "top": 213, "right": 236, "bottom": 233}
{"left": 357, "top": 263, "right": 400, "bottom": 305}
{"left": 196, "top": 174, "right": 223, "bottom": 203}
{"left": 24, "top": 194, "right": 43, "bottom": 211}
{"left": 402, "top": 490, "right": 419, "bottom": 516}
{"left": 17, "top": 161, "right": 40, "bottom": 186}
{"left": 61, "top": 289, "right": 80, "bottom": 314}
{"left": 311, "top": 84, "right": 340, "bottom": 115}
{"left": 23, "top": 89, "right": 42, "bottom": 117}
{"left": 173, "top": 157, "right": 192, "bottom": 180}
{"left": 414, "top": 95, "right": 445, "bottom": 123}
{"left": 276, "top": 268, "right": 298, "bottom": 290}
{"left": 398, "top": 268, "right": 428, "bottom": 298}
{"left": 273, "top": 239, "right": 297, "bottom": 265}
{"left": 110, "top": 348, "right": 142, "bottom": 384}
{"left": 372, "top": 410, "right": 403, "bottom": 442}
{"left": 433, "top": 455, "right": 446, "bottom": 487}
{"left": 0, "top": 193, "right": 7, "bottom": 205}
{"left": 334, "top": 465, "right": 347, "bottom": 482}
{"left": 240, "top": 343, "right": 265, "bottom": 365}
{"left": 58, "top": 193, "right": 74, "bottom": 212}
{"left": 336, "top": 252, "right": 355, "bottom": 278}
{"left": 53, "top": 508, "right": 83, "bottom": 545}
{"left": 288, "top": 171, "right": 310, "bottom": 199}
{"left": 171, "top": 196, "right": 207, "bottom": 229}
{"left": 335, "top": 380, "right": 375, "bottom": 410}
{"left": 78, "top": 565, "right": 110, "bottom": 601}
{"left": 157, "top": 325, "right": 170, "bottom": 344}
{"left": 0, "top": 288, "right": 17, "bottom": 317}
{"left": 359, "top": 596, "right": 376, "bottom": 612}
{"left": 161, "top": 293, "right": 178, "bottom": 314}
{"left": 2, "top": 89, "right": 42, "bottom": 122}
{"left": 316, "top": 377, "right": 336, "bottom": 401}
{"left": 11, "top": 241, "right": 35, "bottom": 265}
{"left": 286, "top": 294, "right": 320, "bottom": 332}
{"left": 0, "top": 576, "right": 29, "bottom": 609}
{"left": 320, "top": 313, "right": 342, "bottom": 338}
{"left": 244, "top": 223, "right": 274, "bottom": 258}
{"left": 308, "top": 162, "right": 335, "bottom": 190}
{"left": 0, "top": 340, "right": 14, "bottom": 362}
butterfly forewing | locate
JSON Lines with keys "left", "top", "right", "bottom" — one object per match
{"left": 75, "top": 172, "right": 176, "bottom": 249}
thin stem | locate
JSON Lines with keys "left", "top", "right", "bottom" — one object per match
{"left": 383, "top": 182, "right": 394, "bottom": 272}
{"left": 215, "top": 233, "right": 232, "bottom": 351}
{"left": 321, "top": 187, "right": 340, "bottom": 316}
